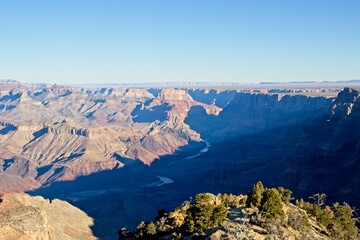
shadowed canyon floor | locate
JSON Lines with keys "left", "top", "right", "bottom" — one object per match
{"left": 1, "top": 80, "right": 360, "bottom": 239}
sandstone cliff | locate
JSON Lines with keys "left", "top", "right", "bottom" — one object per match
{"left": 0, "top": 193, "right": 97, "bottom": 240}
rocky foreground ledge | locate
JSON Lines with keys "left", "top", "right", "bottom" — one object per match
{"left": 0, "top": 193, "right": 97, "bottom": 240}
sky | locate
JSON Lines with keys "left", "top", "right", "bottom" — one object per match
{"left": 0, "top": 0, "right": 359, "bottom": 84}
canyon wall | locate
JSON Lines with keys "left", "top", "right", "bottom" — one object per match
{"left": 2, "top": 80, "right": 360, "bottom": 238}
{"left": 185, "top": 87, "right": 360, "bottom": 206}
{"left": 0, "top": 82, "right": 221, "bottom": 192}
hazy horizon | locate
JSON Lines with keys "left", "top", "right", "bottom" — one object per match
{"left": 1, "top": 0, "right": 359, "bottom": 84}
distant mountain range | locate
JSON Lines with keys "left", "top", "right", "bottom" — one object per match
{"left": 2, "top": 78, "right": 360, "bottom": 89}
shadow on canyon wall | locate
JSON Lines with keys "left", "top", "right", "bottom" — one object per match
{"left": 29, "top": 115, "right": 360, "bottom": 239}
{"left": 29, "top": 89, "right": 360, "bottom": 239}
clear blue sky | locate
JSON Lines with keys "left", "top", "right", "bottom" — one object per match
{"left": 0, "top": 0, "right": 359, "bottom": 84}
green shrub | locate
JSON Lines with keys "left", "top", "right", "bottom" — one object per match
{"left": 259, "top": 188, "right": 285, "bottom": 220}
{"left": 219, "top": 193, "right": 245, "bottom": 208}
{"left": 297, "top": 198, "right": 359, "bottom": 239}
{"left": 134, "top": 221, "right": 146, "bottom": 238}
{"left": 328, "top": 202, "right": 358, "bottom": 239}
{"left": 128, "top": 184, "right": 359, "bottom": 239}
{"left": 182, "top": 193, "right": 229, "bottom": 233}
{"left": 277, "top": 187, "right": 292, "bottom": 203}
{"left": 239, "top": 196, "right": 247, "bottom": 206}
{"left": 297, "top": 199, "right": 332, "bottom": 227}
{"left": 212, "top": 204, "right": 228, "bottom": 226}
{"left": 144, "top": 222, "right": 157, "bottom": 235}
{"left": 246, "top": 181, "right": 265, "bottom": 208}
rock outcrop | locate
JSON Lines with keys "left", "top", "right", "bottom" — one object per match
{"left": 0, "top": 193, "right": 97, "bottom": 240}
{"left": 329, "top": 87, "right": 360, "bottom": 118}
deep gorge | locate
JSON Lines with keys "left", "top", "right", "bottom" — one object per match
{"left": 1, "top": 83, "right": 360, "bottom": 239}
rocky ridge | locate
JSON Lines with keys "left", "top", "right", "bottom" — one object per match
{"left": 125, "top": 182, "right": 359, "bottom": 240}
{"left": 0, "top": 192, "right": 97, "bottom": 240}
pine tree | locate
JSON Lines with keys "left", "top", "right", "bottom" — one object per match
{"left": 259, "top": 188, "right": 285, "bottom": 220}
{"left": 246, "top": 181, "right": 265, "bottom": 208}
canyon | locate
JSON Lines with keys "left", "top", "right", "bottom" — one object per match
{"left": 1, "top": 80, "right": 360, "bottom": 239}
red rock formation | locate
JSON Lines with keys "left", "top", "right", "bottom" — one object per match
{"left": 0, "top": 82, "right": 222, "bottom": 192}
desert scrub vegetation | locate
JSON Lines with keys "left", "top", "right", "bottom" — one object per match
{"left": 248, "top": 182, "right": 359, "bottom": 240}
{"left": 119, "top": 182, "right": 359, "bottom": 240}
{"left": 296, "top": 197, "right": 359, "bottom": 239}
{"left": 118, "top": 192, "right": 245, "bottom": 239}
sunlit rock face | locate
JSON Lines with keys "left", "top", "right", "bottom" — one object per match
{"left": 0, "top": 193, "right": 97, "bottom": 240}
{"left": 0, "top": 82, "right": 223, "bottom": 192}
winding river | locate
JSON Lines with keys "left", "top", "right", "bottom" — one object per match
{"left": 156, "top": 176, "right": 174, "bottom": 186}
{"left": 183, "top": 140, "right": 211, "bottom": 160}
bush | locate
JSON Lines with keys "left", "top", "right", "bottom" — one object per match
{"left": 246, "top": 181, "right": 265, "bottom": 208}
{"left": 134, "top": 221, "right": 146, "bottom": 238}
{"left": 219, "top": 193, "right": 246, "bottom": 208}
{"left": 277, "top": 187, "right": 292, "bottom": 203}
{"left": 144, "top": 222, "right": 157, "bottom": 235}
{"left": 259, "top": 188, "right": 285, "bottom": 220}
{"left": 212, "top": 204, "right": 228, "bottom": 226}
{"left": 297, "top": 199, "right": 333, "bottom": 227}
{"left": 127, "top": 184, "right": 359, "bottom": 239}
{"left": 183, "top": 193, "right": 228, "bottom": 233}
{"left": 185, "top": 203, "right": 214, "bottom": 232}
{"left": 328, "top": 202, "right": 358, "bottom": 239}
{"left": 134, "top": 221, "right": 157, "bottom": 238}
{"left": 287, "top": 208, "right": 310, "bottom": 231}
{"left": 297, "top": 198, "right": 359, "bottom": 239}
{"left": 168, "top": 209, "right": 186, "bottom": 228}
{"left": 239, "top": 196, "right": 247, "bottom": 206}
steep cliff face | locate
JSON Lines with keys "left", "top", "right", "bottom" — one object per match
{"left": 329, "top": 87, "right": 360, "bottom": 119}
{"left": 187, "top": 89, "right": 238, "bottom": 107}
{"left": 184, "top": 89, "right": 360, "bottom": 207}
{"left": 0, "top": 193, "right": 97, "bottom": 240}
{"left": 315, "top": 88, "right": 360, "bottom": 204}
{"left": 186, "top": 92, "right": 333, "bottom": 140}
